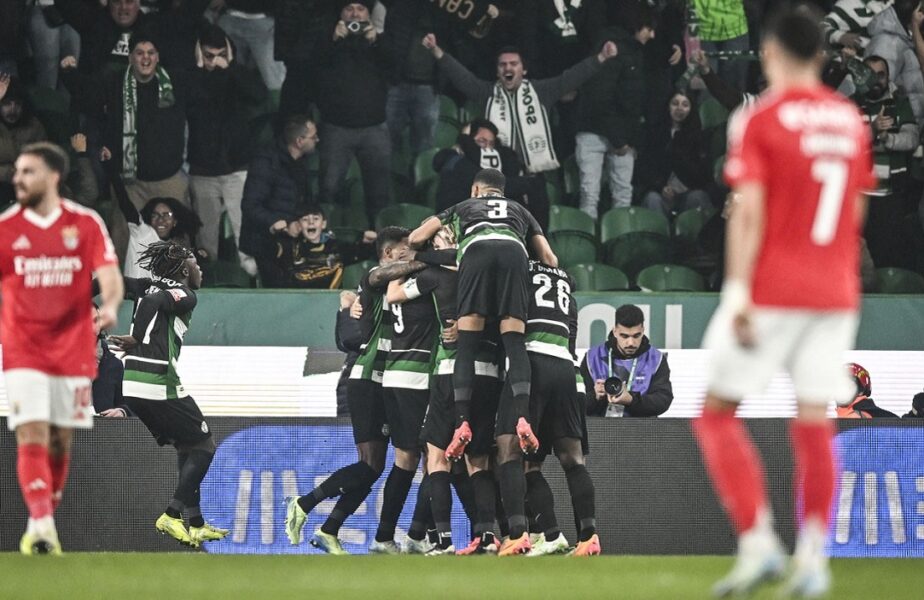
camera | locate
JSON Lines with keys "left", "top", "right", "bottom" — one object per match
{"left": 346, "top": 20, "right": 369, "bottom": 34}
{"left": 604, "top": 376, "right": 624, "bottom": 397}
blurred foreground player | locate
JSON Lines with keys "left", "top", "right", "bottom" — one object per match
{"left": 693, "top": 6, "right": 874, "bottom": 597}
{"left": 1, "top": 142, "right": 123, "bottom": 555}
{"left": 104, "top": 242, "right": 229, "bottom": 549}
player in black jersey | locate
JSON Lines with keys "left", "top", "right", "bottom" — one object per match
{"left": 102, "top": 241, "right": 229, "bottom": 549}
{"left": 285, "top": 227, "right": 429, "bottom": 554}
{"left": 410, "top": 168, "right": 558, "bottom": 554}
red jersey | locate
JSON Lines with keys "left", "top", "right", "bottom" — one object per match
{"left": 0, "top": 200, "right": 118, "bottom": 377}
{"left": 724, "top": 86, "right": 875, "bottom": 310}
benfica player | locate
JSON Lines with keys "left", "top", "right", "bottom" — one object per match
{"left": 693, "top": 6, "right": 874, "bottom": 597}
{"left": 1, "top": 143, "right": 123, "bottom": 554}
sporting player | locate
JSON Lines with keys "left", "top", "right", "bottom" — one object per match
{"left": 408, "top": 168, "right": 557, "bottom": 463}
{"left": 693, "top": 6, "right": 874, "bottom": 597}
{"left": 1, "top": 142, "right": 123, "bottom": 555}
{"left": 286, "top": 227, "right": 427, "bottom": 554}
{"left": 104, "top": 241, "right": 229, "bottom": 548}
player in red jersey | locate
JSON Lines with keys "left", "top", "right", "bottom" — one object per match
{"left": 1, "top": 143, "right": 123, "bottom": 554}
{"left": 692, "top": 6, "right": 875, "bottom": 598}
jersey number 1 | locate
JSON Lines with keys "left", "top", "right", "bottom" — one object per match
{"left": 810, "top": 159, "right": 848, "bottom": 246}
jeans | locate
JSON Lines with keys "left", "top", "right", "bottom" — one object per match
{"left": 643, "top": 189, "right": 712, "bottom": 217}
{"left": 700, "top": 34, "right": 751, "bottom": 94}
{"left": 28, "top": 5, "right": 80, "bottom": 89}
{"left": 386, "top": 83, "right": 439, "bottom": 156}
{"left": 575, "top": 132, "right": 634, "bottom": 219}
{"left": 320, "top": 122, "right": 392, "bottom": 224}
{"left": 217, "top": 13, "right": 286, "bottom": 91}
{"left": 189, "top": 171, "right": 248, "bottom": 260}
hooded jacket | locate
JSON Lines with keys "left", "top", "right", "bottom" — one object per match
{"left": 867, "top": 6, "right": 924, "bottom": 121}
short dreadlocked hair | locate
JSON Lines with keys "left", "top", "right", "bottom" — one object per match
{"left": 138, "top": 240, "right": 194, "bottom": 279}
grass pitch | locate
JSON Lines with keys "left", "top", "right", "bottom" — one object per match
{"left": 1, "top": 554, "right": 920, "bottom": 599}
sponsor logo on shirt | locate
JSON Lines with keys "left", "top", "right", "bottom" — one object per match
{"left": 14, "top": 255, "right": 83, "bottom": 288}
{"left": 169, "top": 289, "right": 188, "bottom": 302}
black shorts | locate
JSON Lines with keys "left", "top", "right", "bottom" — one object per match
{"left": 383, "top": 387, "right": 429, "bottom": 450}
{"left": 124, "top": 395, "right": 211, "bottom": 447}
{"left": 347, "top": 378, "right": 387, "bottom": 445}
{"left": 496, "top": 354, "right": 584, "bottom": 447}
{"left": 421, "top": 373, "right": 501, "bottom": 456}
{"left": 457, "top": 240, "right": 529, "bottom": 321}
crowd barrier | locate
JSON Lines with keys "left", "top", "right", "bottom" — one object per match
{"left": 1, "top": 418, "right": 921, "bottom": 556}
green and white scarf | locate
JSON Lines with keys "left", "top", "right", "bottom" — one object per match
{"left": 122, "top": 65, "right": 175, "bottom": 181}
{"left": 485, "top": 80, "right": 559, "bottom": 174}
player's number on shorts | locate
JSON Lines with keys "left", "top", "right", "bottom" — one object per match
{"left": 533, "top": 274, "right": 570, "bottom": 313}
{"left": 810, "top": 159, "right": 848, "bottom": 246}
{"left": 487, "top": 199, "right": 508, "bottom": 219}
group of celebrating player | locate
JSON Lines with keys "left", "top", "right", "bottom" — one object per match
{"left": 2, "top": 3, "right": 873, "bottom": 597}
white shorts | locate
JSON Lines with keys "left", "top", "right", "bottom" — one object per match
{"left": 703, "top": 307, "right": 858, "bottom": 405}
{"left": 4, "top": 369, "right": 94, "bottom": 431}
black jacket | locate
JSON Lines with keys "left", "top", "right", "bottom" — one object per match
{"left": 637, "top": 120, "right": 712, "bottom": 193}
{"left": 187, "top": 63, "right": 267, "bottom": 176}
{"left": 433, "top": 135, "right": 523, "bottom": 211}
{"left": 274, "top": 0, "right": 337, "bottom": 62}
{"left": 335, "top": 306, "right": 364, "bottom": 416}
{"left": 315, "top": 31, "right": 392, "bottom": 128}
{"left": 517, "top": 0, "right": 606, "bottom": 78}
{"left": 580, "top": 333, "right": 674, "bottom": 417}
{"left": 240, "top": 140, "right": 313, "bottom": 259}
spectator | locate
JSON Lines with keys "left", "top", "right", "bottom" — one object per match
{"left": 215, "top": 0, "right": 287, "bottom": 91}
{"left": 315, "top": 1, "right": 393, "bottom": 224}
{"left": 689, "top": 48, "right": 758, "bottom": 112}
{"left": 640, "top": 90, "right": 714, "bottom": 218}
{"left": 335, "top": 290, "right": 362, "bottom": 416}
{"left": 574, "top": 15, "right": 655, "bottom": 218}
{"left": 28, "top": 1, "right": 81, "bottom": 89}
{"left": 517, "top": 0, "right": 607, "bottom": 79}
{"left": 904, "top": 391, "right": 924, "bottom": 418}
{"left": 273, "top": 205, "right": 376, "bottom": 289}
{"left": 65, "top": 133, "right": 100, "bottom": 208}
{"left": 187, "top": 23, "right": 267, "bottom": 272}
{"left": 580, "top": 304, "right": 673, "bottom": 417}
{"left": 693, "top": 0, "right": 751, "bottom": 92}
{"left": 0, "top": 76, "right": 48, "bottom": 205}
{"left": 822, "top": 0, "right": 894, "bottom": 52}
{"left": 421, "top": 33, "right": 618, "bottom": 174}
{"left": 867, "top": 0, "right": 924, "bottom": 122}
{"left": 275, "top": 0, "right": 338, "bottom": 119}
{"left": 92, "top": 304, "right": 125, "bottom": 415}
{"left": 240, "top": 114, "right": 317, "bottom": 287}
{"left": 836, "top": 362, "right": 900, "bottom": 418}
{"left": 0, "top": 0, "right": 23, "bottom": 76}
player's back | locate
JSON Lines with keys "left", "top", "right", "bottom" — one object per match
{"left": 438, "top": 195, "right": 541, "bottom": 254}
{"left": 351, "top": 265, "right": 391, "bottom": 382}
{"left": 524, "top": 261, "right": 576, "bottom": 362}
{"left": 724, "top": 86, "right": 873, "bottom": 310}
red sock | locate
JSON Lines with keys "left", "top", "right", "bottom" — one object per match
{"left": 49, "top": 453, "right": 71, "bottom": 511}
{"left": 693, "top": 407, "right": 768, "bottom": 535}
{"left": 790, "top": 420, "right": 835, "bottom": 527}
{"left": 17, "top": 444, "right": 53, "bottom": 520}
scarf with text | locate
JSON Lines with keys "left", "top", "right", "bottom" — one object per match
{"left": 122, "top": 65, "right": 175, "bottom": 180}
{"left": 485, "top": 80, "right": 559, "bottom": 173}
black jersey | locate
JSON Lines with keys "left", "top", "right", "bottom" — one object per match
{"left": 350, "top": 267, "right": 391, "bottom": 382}
{"left": 524, "top": 261, "right": 577, "bottom": 363}
{"left": 437, "top": 195, "right": 542, "bottom": 258}
{"left": 121, "top": 276, "right": 197, "bottom": 401}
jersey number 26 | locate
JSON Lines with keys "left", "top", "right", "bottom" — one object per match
{"left": 533, "top": 273, "right": 570, "bottom": 314}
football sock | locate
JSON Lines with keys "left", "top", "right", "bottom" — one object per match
{"left": 497, "top": 460, "right": 528, "bottom": 539}
{"left": 173, "top": 449, "right": 214, "bottom": 512}
{"left": 166, "top": 500, "right": 183, "bottom": 519}
{"left": 17, "top": 444, "right": 53, "bottom": 520}
{"left": 790, "top": 420, "right": 835, "bottom": 526}
{"left": 525, "top": 470, "right": 560, "bottom": 539}
{"left": 407, "top": 474, "right": 431, "bottom": 541}
{"left": 564, "top": 464, "right": 596, "bottom": 542}
{"left": 451, "top": 467, "right": 476, "bottom": 523}
{"left": 501, "top": 331, "right": 531, "bottom": 420}
{"left": 495, "top": 475, "right": 509, "bottom": 538}
{"left": 298, "top": 461, "right": 379, "bottom": 514}
{"left": 375, "top": 465, "right": 416, "bottom": 543}
{"left": 470, "top": 470, "right": 497, "bottom": 539}
{"left": 321, "top": 487, "right": 371, "bottom": 536}
{"left": 49, "top": 452, "right": 70, "bottom": 512}
{"left": 429, "top": 471, "right": 453, "bottom": 546}
{"left": 693, "top": 407, "right": 768, "bottom": 535}
{"left": 452, "top": 330, "right": 480, "bottom": 426}
{"left": 186, "top": 506, "right": 205, "bottom": 528}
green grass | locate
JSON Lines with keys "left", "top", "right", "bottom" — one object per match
{"left": 1, "top": 554, "right": 921, "bottom": 599}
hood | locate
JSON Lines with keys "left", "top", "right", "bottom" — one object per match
{"left": 867, "top": 7, "right": 911, "bottom": 43}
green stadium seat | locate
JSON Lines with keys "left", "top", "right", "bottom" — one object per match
{"left": 26, "top": 85, "right": 70, "bottom": 146}
{"left": 545, "top": 179, "right": 563, "bottom": 205}
{"left": 460, "top": 99, "right": 482, "bottom": 121}
{"left": 341, "top": 259, "right": 377, "bottom": 290}
{"left": 874, "top": 267, "right": 924, "bottom": 293}
{"left": 414, "top": 147, "right": 442, "bottom": 188}
{"left": 674, "top": 206, "right": 716, "bottom": 244}
{"left": 391, "top": 131, "right": 413, "bottom": 178}
{"left": 345, "top": 178, "right": 366, "bottom": 208}
{"left": 635, "top": 264, "right": 705, "bottom": 292}
{"left": 346, "top": 157, "right": 362, "bottom": 180}
{"left": 599, "top": 207, "right": 672, "bottom": 278}
{"left": 328, "top": 204, "right": 369, "bottom": 230}
{"left": 438, "top": 94, "right": 460, "bottom": 124}
{"left": 561, "top": 154, "right": 580, "bottom": 201}
{"left": 330, "top": 227, "right": 363, "bottom": 243}
{"left": 568, "top": 263, "right": 630, "bottom": 292}
{"left": 419, "top": 177, "right": 440, "bottom": 208}
{"left": 216, "top": 212, "right": 239, "bottom": 262}
{"left": 202, "top": 260, "right": 253, "bottom": 288}
{"left": 433, "top": 120, "right": 460, "bottom": 149}
{"left": 549, "top": 232, "right": 597, "bottom": 269}
{"left": 549, "top": 205, "right": 595, "bottom": 238}
{"left": 374, "top": 203, "right": 433, "bottom": 230}
{"left": 699, "top": 97, "right": 729, "bottom": 130}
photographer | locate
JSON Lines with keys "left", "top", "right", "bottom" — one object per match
{"left": 580, "top": 304, "right": 673, "bottom": 417}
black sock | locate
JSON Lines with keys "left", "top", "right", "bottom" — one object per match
{"left": 453, "top": 330, "right": 481, "bottom": 426}
{"left": 565, "top": 464, "right": 596, "bottom": 541}
{"left": 428, "top": 471, "right": 453, "bottom": 546}
{"left": 497, "top": 460, "right": 527, "bottom": 539}
{"left": 450, "top": 467, "right": 476, "bottom": 524}
{"left": 494, "top": 474, "right": 509, "bottom": 538}
{"left": 407, "top": 474, "right": 431, "bottom": 541}
{"left": 321, "top": 487, "right": 371, "bottom": 536}
{"left": 470, "top": 470, "right": 496, "bottom": 539}
{"left": 186, "top": 506, "right": 205, "bottom": 528}
{"left": 165, "top": 502, "right": 182, "bottom": 519}
{"left": 526, "top": 470, "right": 559, "bottom": 539}
{"left": 375, "top": 465, "right": 416, "bottom": 543}
{"left": 173, "top": 449, "right": 214, "bottom": 513}
{"left": 299, "top": 461, "right": 379, "bottom": 514}
{"left": 501, "top": 331, "right": 531, "bottom": 420}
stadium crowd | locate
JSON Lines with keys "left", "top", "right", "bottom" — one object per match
{"left": 3, "top": 0, "right": 923, "bottom": 293}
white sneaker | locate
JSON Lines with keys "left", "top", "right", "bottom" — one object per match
{"left": 403, "top": 537, "right": 434, "bottom": 554}
{"left": 781, "top": 519, "right": 832, "bottom": 598}
{"left": 425, "top": 545, "right": 456, "bottom": 556}
{"left": 713, "top": 527, "right": 786, "bottom": 597}
{"left": 369, "top": 539, "right": 401, "bottom": 554}
{"left": 527, "top": 533, "right": 570, "bottom": 556}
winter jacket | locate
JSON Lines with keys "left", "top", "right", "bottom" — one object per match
{"left": 867, "top": 6, "right": 924, "bottom": 121}
{"left": 274, "top": 0, "right": 337, "bottom": 62}
{"left": 314, "top": 30, "right": 392, "bottom": 128}
{"left": 516, "top": 0, "right": 607, "bottom": 78}
{"left": 637, "top": 120, "right": 712, "bottom": 193}
{"left": 0, "top": 117, "right": 47, "bottom": 183}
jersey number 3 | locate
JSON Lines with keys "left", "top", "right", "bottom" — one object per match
{"left": 533, "top": 274, "right": 570, "bottom": 313}
{"left": 487, "top": 199, "right": 508, "bottom": 219}
{"left": 810, "top": 159, "right": 848, "bottom": 246}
